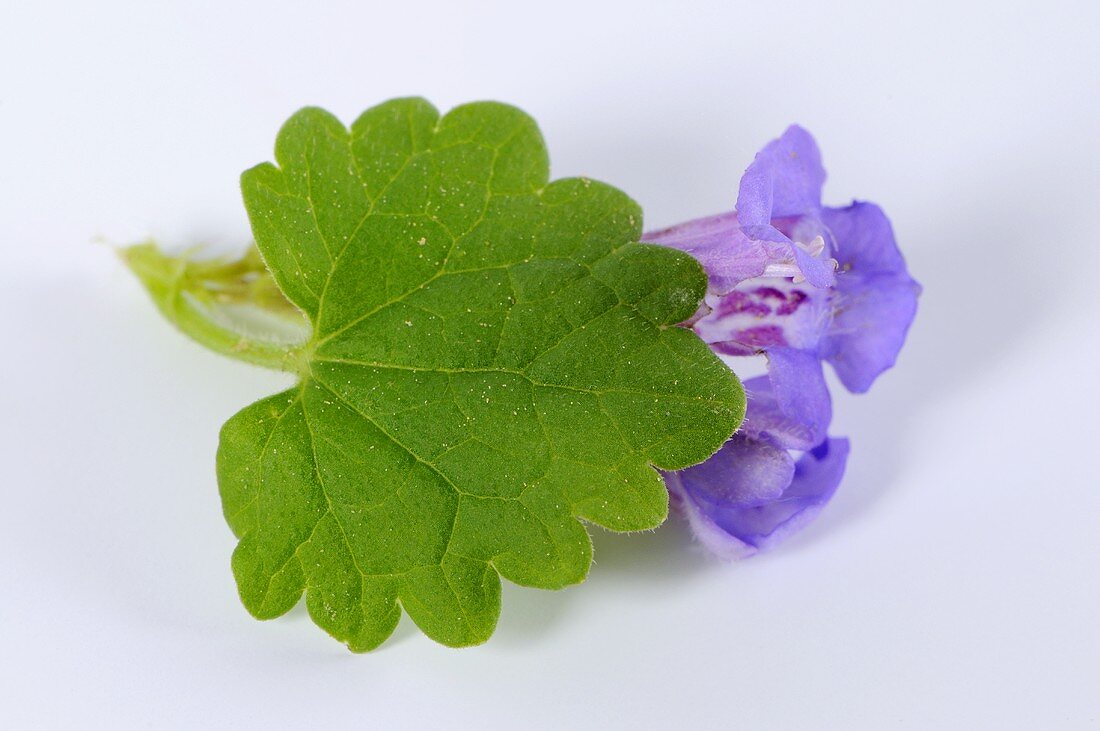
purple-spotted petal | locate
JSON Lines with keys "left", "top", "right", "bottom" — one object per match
{"left": 736, "top": 125, "right": 825, "bottom": 226}
{"left": 643, "top": 211, "right": 768, "bottom": 294}
{"left": 820, "top": 203, "right": 921, "bottom": 393}
{"left": 692, "top": 282, "right": 832, "bottom": 357}
{"left": 742, "top": 348, "right": 831, "bottom": 450}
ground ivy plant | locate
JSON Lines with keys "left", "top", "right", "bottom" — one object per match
{"left": 123, "top": 98, "right": 744, "bottom": 651}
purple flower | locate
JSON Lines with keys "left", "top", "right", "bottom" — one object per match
{"left": 664, "top": 361, "right": 850, "bottom": 559}
{"left": 647, "top": 126, "right": 837, "bottom": 295}
{"left": 646, "top": 126, "right": 920, "bottom": 558}
{"left": 665, "top": 434, "right": 850, "bottom": 560}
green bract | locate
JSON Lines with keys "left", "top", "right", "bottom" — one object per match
{"left": 125, "top": 98, "right": 744, "bottom": 651}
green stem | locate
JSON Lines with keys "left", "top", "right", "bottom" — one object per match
{"left": 119, "top": 242, "right": 311, "bottom": 374}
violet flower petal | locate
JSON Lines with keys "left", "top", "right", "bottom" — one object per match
{"left": 665, "top": 435, "right": 795, "bottom": 559}
{"left": 823, "top": 201, "right": 906, "bottom": 274}
{"left": 743, "top": 223, "right": 837, "bottom": 289}
{"left": 746, "top": 437, "right": 850, "bottom": 553}
{"left": 742, "top": 348, "right": 832, "bottom": 450}
{"left": 642, "top": 211, "right": 768, "bottom": 295}
{"left": 667, "top": 436, "right": 850, "bottom": 559}
{"left": 644, "top": 125, "right": 837, "bottom": 293}
{"left": 736, "top": 125, "right": 826, "bottom": 225}
{"left": 820, "top": 202, "right": 921, "bottom": 393}
{"left": 735, "top": 126, "right": 835, "bottom": 289}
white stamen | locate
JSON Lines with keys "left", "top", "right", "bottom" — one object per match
{"left": 762, "top": 235, "right": 836, "bottom": 284}
{"left": 797, "top": 235, "right": 826, "bottom": 257}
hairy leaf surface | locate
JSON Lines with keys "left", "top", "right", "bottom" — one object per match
{"left": 220, "top": 98, "right": 744, "bottom": 650}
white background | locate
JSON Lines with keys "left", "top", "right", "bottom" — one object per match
{"left": 2, "top": 1, "right": 1098, "bottom": 728}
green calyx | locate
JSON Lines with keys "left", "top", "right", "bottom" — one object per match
{"left": 120, "top": 242, "right": 310, "bottom": 373}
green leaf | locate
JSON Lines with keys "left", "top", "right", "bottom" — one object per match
{"left": 214, "top": 98, "right": 744, "bottom": 650}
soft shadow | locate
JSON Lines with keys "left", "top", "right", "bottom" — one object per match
{"left": 588, "top": 515, "right": 715, "bottom": 582}
{"left": 490, "top": 582, "right": 575, "bottom": 648}
{"left": 492, "top": 516, "right": 716, "bottom": 646}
